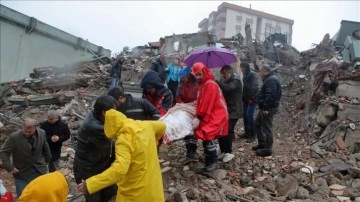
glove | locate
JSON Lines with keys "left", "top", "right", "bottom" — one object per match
{"left": 248, "top": 99, "right": 254, "bottom": 105}
{"left": 192, "top": 118, "right": 200, "bottom": 130}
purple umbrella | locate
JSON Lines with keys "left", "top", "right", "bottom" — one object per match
{"left": 183, "top": 46, "right": 237, "bottom": 68}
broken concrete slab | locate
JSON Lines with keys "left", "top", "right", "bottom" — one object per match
{"left": 320, "top": 161, "right": 350, "bottom": 174}
{"left": 337, "top": 103, "right": 360, "bottom": 122}
{"left": 344, "top": 128, "right": 360, "bottom": 153}
{"left": 7, "top": 93, "right": 75, "bottom": 106}
{"left": 336, "top": 80, "right": 360, "bottom": 99}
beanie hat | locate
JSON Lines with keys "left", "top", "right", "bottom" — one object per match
{"left": 179, "top": 67, "right": 191, "bottom": 78}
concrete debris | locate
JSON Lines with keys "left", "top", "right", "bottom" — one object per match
{"left": 1, "top": 21, "right": 360, "bottom": 202}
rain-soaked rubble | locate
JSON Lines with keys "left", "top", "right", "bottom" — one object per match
{"left": 1, "top": 26, "right": 360, "bottom": 201}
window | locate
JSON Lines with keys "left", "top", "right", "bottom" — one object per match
{"left": 235, "top": 25, "right": 241, "bottom": 31}
{"left": 246, "top": 18, "right": 253, "bottom": 24}
{"left": 236, "top": 15, "right": 242, "bottom": 23}
{"left": 265, "top": 27, "right": 270, "bottom": 37}
{"left": 217, "top": 17, "right": 226, "bottom": 23}
{"left": 275, "top": 27, "right": 281, "bottom": 33}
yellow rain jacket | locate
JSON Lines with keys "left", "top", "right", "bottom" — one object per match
{"left": 86, "top": 109, "right": 166, "bottom": 202}
{"left": 18, "top": 171, "right": 68, "bottom": 202}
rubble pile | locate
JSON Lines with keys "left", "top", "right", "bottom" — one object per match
{"left": 1, "top": 28, "right": 360, "bottom": 202}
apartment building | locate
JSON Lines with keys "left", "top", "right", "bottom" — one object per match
{"left": 198, "top": 2, "right": 294, "bottom": 45}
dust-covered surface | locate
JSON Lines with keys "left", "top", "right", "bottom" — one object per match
{"left": 1, "top": 32, "right": 360, "bottom": 202}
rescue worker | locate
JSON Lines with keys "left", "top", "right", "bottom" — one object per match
{"left": 77, "top": 108, "right": 166, "bottom": 201}
{"left": 140, "top": 70, "right": 173, "bottom": 116}
{"left": 18, "top": 171, "right": 68, "bottom": 202}
{"left": 187, "top": 62, "right": 229, "bottom": 172}
{"left": 73, "top": 95, "right": 118, "bottom": 202}
{"left": 107, "top": 87, "right": 161, "bottom": 120}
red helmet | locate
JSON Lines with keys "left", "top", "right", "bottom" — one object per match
{"left": 192, "top": 62, "right": 206, "bottom": 75}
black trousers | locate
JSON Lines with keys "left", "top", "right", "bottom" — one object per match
{"left": 84, "top": 184, "right": 117, "bottom": 202}
{"left": 218, "top": 119, "right": 238, "bottom": 153}
{"left": 184, "top": 135, "right": 217, "bottom": 166}
{"left": 254, "top": 108, "right": 278, "bottom": 150}
{"left": 167, "top": 80, "right": 179, "bottom": 105}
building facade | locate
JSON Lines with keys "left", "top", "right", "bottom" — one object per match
{"left": 0, "top": 5, "right": 111, "bottom": 83}
{"left": 198, "top": 2, "right": 294, "bottom": 45}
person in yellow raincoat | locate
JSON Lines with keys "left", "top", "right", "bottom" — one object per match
{"left": 77, "top": 108, "right": 166, "bottom": 202}
{"left": 18, "top": 171, "right": 68, "bottom": 202}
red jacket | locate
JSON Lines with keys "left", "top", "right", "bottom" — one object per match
{"left": 176, "top": 80, "right": 198, "bottom": 103}
{"left": 195, "top": 68, "right": 228, "bottom": 141}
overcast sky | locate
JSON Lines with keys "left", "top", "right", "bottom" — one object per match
{"left": 2, "top": 1, "right": 359, "bottom": 55}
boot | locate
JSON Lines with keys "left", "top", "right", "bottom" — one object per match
{"left": 256, "top": 149, "right": 272, "bottom": 157}
{"left": 251, "top": 144, "right": 265, "bottom": 151}
{"left": 202, "top": 162, "right": 218, "bottom": 172}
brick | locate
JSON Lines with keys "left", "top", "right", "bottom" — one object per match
{"left": 336, "top": 138, "right": 347, "bottom": 150}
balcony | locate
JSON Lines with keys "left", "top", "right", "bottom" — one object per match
{"left": 216, "top": 12, "right": 227, "bottom": 19}
{"left": 216, "top": 21, "right": 226, "bottom": 27}
{"left": 216, "top": 16, "right": 226, "bottom": 23}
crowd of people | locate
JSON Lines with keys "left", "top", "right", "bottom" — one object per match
{"left": 0, "top": 54, "right": 282, "bottom": 201}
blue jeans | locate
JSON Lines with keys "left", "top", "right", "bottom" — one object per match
{"left": 14, "top": 168, "right": 42, "bottom": 197}
{"left": 110, "top": 77, "right": 119, "bottom": 88}
{"left": 243, "top": 103, "right": 257, "bottom": 134}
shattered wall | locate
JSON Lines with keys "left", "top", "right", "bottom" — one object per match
{"left": 159, "top": 32, "right": 215, "bottom": 55}
{"left": 0, "top": 5, "right": 111, "bottom": 83}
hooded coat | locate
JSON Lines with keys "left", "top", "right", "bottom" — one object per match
{"left": 176, "top": 74, "right": 198, "bottom": 103}
{"left": 18, "top": 171, "right": 68, "bottom": 202}
{"left": 85, "top": 109, "right": 166, "bottom": 202}
{"left": 140, "top": 70, "right": 173, "bottom": 116}
{"left": 195, "top": 67, "right": 229, "bottom": 141}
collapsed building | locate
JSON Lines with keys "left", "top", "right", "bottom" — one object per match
{"left": 1, "top": 3, "right": 360, "bottom": 201}
{"left": 0, "top": 4, "right": 111, "bottom": 83}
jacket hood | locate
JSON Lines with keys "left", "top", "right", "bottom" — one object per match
{"left": 140, "top": 70, "right": 165, "bottom": 89}
{"left": 104, "top": 109, "right": 144, "bottom": 139}
{"left": 200, "top": 67, "right": 215, "bottom": 84}
{"left": 18, "top": 171, "right": 68, "bottom": 202}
